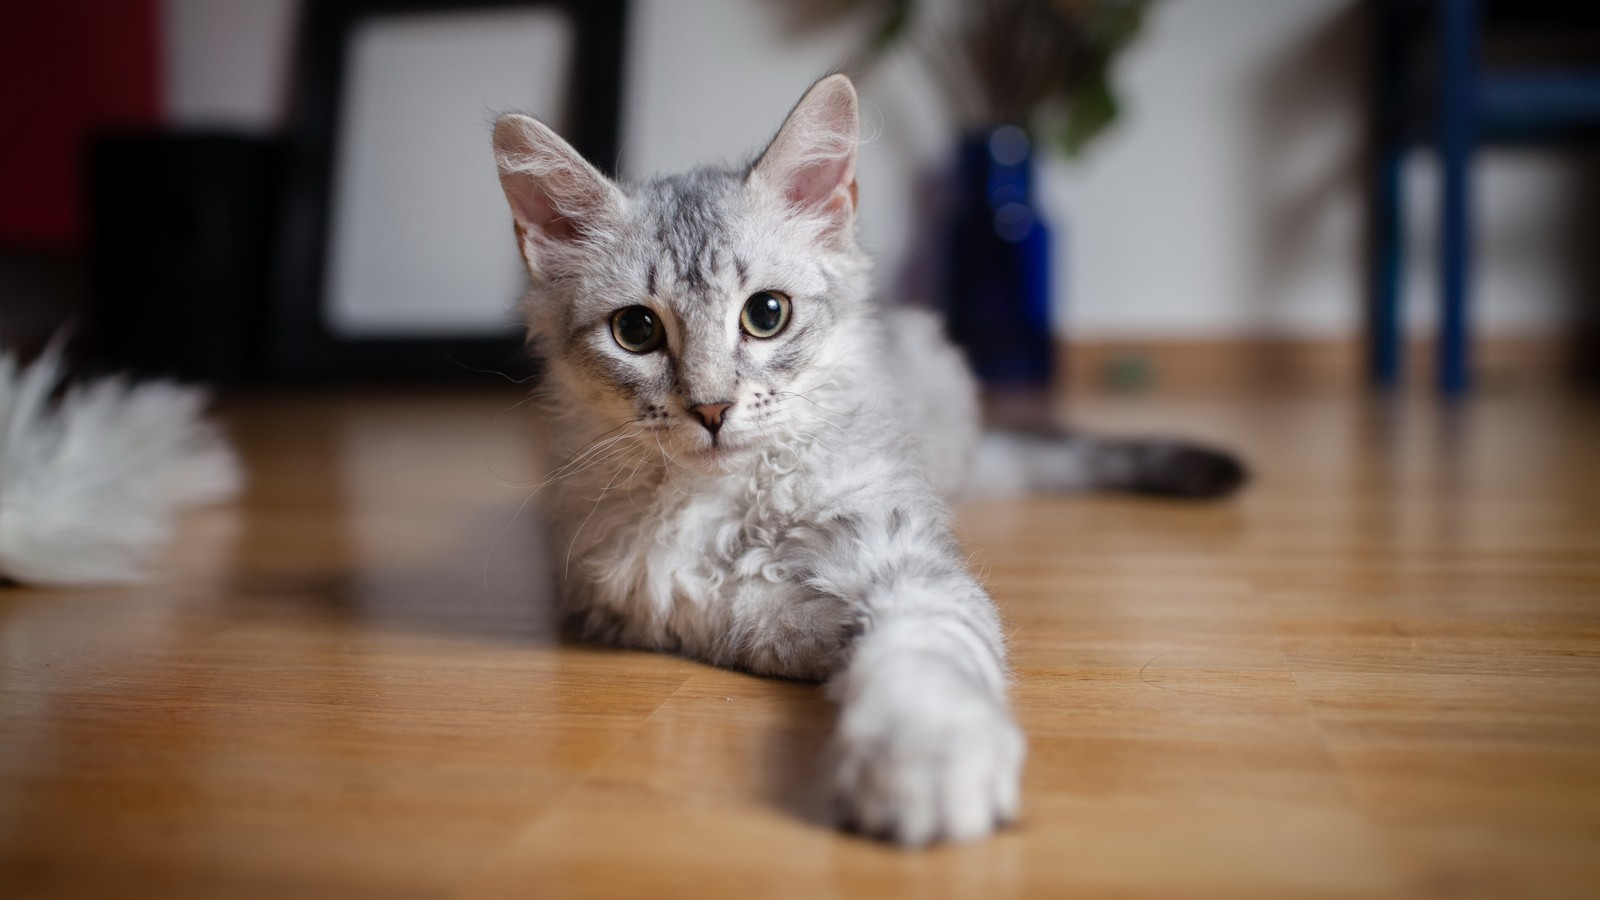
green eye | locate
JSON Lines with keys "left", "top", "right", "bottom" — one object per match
{"left": 740, "top": 291, "right": 791, "bottom": 339}
{"left": 610, "top": 306, "right": 665, "bottom": 353}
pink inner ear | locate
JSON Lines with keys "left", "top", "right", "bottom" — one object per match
{"left": 503, "top": 169, "right": 589, "bottom": 244}
{"left": 786, "top": 157, "right": 852, "bottom": 209}
{"left": 824, "top": 182, "right": 856, "bottom": 221}
{"left": 495, "top": 114, "right": 620, "bottom": 247}
{"left": 754, "top": 77, "right": 859, "bottom": 225}
{"left": 542, "top": 214, "right": 581, "bottom": 242}
{"left": 504, "top": 178, "right": 556, "bottom": 233}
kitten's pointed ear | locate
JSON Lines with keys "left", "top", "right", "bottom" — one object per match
{"left": 493, "top": 114, "right": 625, "bottom": 273}
{"left": 748, "top": 74, "right": 860, "bottom": 234}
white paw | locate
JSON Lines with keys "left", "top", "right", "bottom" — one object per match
{"left": 832, "top": 671, "right": 1025, "bottom": 847}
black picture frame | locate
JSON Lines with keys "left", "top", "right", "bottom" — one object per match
{"left": 270, "top": 0, "right": 627, "bottom": 380}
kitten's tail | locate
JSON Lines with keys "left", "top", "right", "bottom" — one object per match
{"left": 969, "top": 427, "right": 1247, "bottom": 500}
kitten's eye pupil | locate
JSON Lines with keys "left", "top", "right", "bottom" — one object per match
{"left": 611, "top": 306, "right": 664, "bottom": 353}
{"left": 740, "top": 291, "right": 791, "bottom": 339}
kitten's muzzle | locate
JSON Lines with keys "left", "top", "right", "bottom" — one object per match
{"left": 688, "top": 401, "right": 734, "bottom": 436}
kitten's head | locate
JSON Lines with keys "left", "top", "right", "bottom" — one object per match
{"left": 492, "top": 75, "right": 871, "bottom": 471}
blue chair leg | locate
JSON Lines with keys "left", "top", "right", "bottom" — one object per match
{"left": 1372, "top": 149, "right": 1406, "bottom": 389}
{"left": 1370, "top": 0, "right": 1411, "bottom": 389}
{"left": 1438, "top": 0, "right": 1478, "bottom": 396}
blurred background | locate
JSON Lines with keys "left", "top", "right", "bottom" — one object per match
{"left": 1, "top": 0, "right": 1597, "bottom": 393}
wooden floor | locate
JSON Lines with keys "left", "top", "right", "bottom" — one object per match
{"left": 2, "top": 382, "right": 1597, "bottom": 899}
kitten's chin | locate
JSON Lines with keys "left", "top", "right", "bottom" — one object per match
{"left": 681, "top": 436, "right": 752, "bottom": 474}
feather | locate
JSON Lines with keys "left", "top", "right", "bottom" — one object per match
{"left": 0, "top": 342, "right": 241, "bottom": 585}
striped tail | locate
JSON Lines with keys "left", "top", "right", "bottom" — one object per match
{"left": 970, "top": 426, "right": 1248, "bottom": 499}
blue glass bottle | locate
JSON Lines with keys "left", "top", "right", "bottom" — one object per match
{"left": 942, "top": 125, "right": 1055, "bottom": 387}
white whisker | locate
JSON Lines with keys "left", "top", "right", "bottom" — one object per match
{"left": 564, "top": 449, "right": 651, "bottom": 583}
{"left": 773, "top": 387, "right": 862, "bottom": 418}
{"left": 482, "top": 423, "right": 643, "bottom": 600}
{"left": 652, "top": 430, "right": 707, "bottom": 497}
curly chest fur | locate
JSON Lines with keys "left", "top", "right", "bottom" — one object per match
{"left": 556, "top": 443, "right": 854, "bottom": 676}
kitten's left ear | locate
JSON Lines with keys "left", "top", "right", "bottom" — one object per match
{"left": 748, "top": 74, "right": 860, "bottom": 235}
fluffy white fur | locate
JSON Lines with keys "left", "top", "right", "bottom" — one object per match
{"left": 494, "top": 75, "right": 1023, "bottom": 846}
{"left": 0, "top": 342, "right": 240, "bottom": 585}
{"left": 492, "top": 71, "right": 1242, "bottom": 847}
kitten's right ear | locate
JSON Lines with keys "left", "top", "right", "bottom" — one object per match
{"left": 492, "top": 114, "right": 625, "bottom": 274}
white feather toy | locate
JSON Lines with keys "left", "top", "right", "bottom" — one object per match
{"left": 0, "top": 342, "right": 241, "bottom": 585}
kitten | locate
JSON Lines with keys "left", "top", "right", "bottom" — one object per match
{"left": 491, "top": 75, "right": 1243, "bottom": 846}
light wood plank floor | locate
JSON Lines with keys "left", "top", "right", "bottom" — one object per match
{"left": 2, "top": 384, "right": 1597, "bottom": 899}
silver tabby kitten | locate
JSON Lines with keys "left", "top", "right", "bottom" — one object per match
{"left": 492, "top": 75, "right": 1243, "bottom": 847}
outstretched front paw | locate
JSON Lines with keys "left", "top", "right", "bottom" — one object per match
{"left": 832, "top": 677, "right": 1025, "bottom": 847}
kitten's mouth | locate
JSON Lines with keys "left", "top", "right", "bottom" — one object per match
{"left": 691, "top": 435, "right": 747, "bottom": 467}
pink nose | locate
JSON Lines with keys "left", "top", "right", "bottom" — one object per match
{"left": 689, "top": 401, "right": 733, "bottom": 435}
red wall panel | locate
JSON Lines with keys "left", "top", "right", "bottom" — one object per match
{"left": 0, "top": 0, "right": 163, "bottom": 249}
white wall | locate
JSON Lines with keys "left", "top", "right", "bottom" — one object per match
{"left": 1041, "top": 0, "right": 1578, "bottom": 340}
{"left": 162, "top": 0, "right": 298, "bottom": 131}
{"left": 162, "top": 0, "right": 1586, "bottom": 341}
{"left": 322, "top": 9, "right": 571, "bottom": 337}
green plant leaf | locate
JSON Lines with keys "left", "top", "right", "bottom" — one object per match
{"left": 1059, "top": 68, "right": 1118, "bottom": 157}
{"left": 867, "top": 0, "right": 913, "bottom": 56}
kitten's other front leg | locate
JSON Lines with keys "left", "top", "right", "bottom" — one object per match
{"left": 828, "top": 574, "right": 1025, "bottom": 846}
